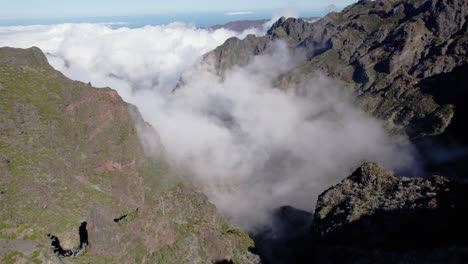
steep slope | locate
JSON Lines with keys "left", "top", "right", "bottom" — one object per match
{"left": 203, "top": 0, "right": 467, "bottom": 140}
{"left": 0, "top": 47, "right": 254, "bottom": 263}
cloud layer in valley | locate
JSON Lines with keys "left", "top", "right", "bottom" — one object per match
{"left": 0, "top": 21, "right": 415, "bottom": 231}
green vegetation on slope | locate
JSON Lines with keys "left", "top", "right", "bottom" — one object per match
{"left": 0, "top": 47, "right": 253, "bottom": 263}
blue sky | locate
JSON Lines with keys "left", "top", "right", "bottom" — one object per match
{"left": 0, "top": 0, "right": 356, "bottom": 19}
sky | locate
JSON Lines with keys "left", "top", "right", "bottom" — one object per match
{"left": 0, "top": 0, "right": 356, "bottom": 19}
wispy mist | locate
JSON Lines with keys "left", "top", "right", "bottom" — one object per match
{"left": 0, "top": 21, "right": 414, "bottom": 230}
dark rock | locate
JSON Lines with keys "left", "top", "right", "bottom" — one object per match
{"left": 413, "top": 64, "right": 468, "bottom": 180}
{"left": 310, "top": 162, "right": 468, "bottom": 262}
{"left": 251, "top": 206, "right": 315, "bottom": 264}
{"left": 314, "top": 162, "right": 441, "bottom": 237}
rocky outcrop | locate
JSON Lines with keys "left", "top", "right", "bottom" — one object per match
{"left": 251, "top": 162, "right": 468, "bottom": 263}
{"left": 202, "top": 34, "right": 271, "bottom": 76}
{"left": 253, "top": 162, "right": 468, "bottom": 263}
{"left": 0, "top": 47, "right": 253, "bottom": 263}
{"left": 202, "top": 17, "right": 323, "bottom": 77}
{"left": 310, "top": 162, "right": 468, "bottom": 263}
{"left": 314, "top": 162, "right": 451, "bottom": 237}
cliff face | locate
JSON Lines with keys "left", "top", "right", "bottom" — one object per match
{"left": 0, "top": 47, "right": 254, "bottom": 263}
{"left": 203, "top": 0, "right": 467, "bottom": 140}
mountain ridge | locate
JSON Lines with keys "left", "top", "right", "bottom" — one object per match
{"left": 202, "top": 0, "right": 467, "bottom": 141}
{"left": 0, "top": 46, "right": 255, "bottom": 263}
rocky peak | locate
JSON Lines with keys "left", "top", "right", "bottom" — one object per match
{"left": 267, "top": 17, "right": 314, "bottom": 45}
{"left": 267, "top": 16, "right": 287, "bottom": 34}
{"left": 313, "top": 162, "right": 462, "bottom": 239}
{"left": 0, "top": 47, "right": 51, "bottom": 68}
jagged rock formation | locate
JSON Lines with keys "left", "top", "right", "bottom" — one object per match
{"left": 202, "top": 0, "right": 467, "bottom": 141}
{"left": 253, "top": 163, "right": 468, "bottom": 263}
{"left": 0, "top": 47, "right": 253, "bottom": 263}
{"left": 311, "top": 162, "right": 468, "bottom": 263}
{"left": 315, "top": 162, "right": 453, "bottom": 237}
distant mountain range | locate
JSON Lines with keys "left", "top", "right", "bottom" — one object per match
{"left": 209, "top": 17, "right": 321, "bottom": 32}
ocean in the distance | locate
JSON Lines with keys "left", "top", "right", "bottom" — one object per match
{"left": 0, "top": 10, "right": 324, "bottom": 28}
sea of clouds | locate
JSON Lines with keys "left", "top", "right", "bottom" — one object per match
{"left": 0, "top": 20, "right": 415, "bottom": 230}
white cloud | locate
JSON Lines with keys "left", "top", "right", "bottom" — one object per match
{"left": 225, "top": 11, "right": 256, "bottom": 16}
{"left": 0, "top": 21, "right": 415, "bottom": 231}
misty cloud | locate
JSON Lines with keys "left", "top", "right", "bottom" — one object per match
{"left": 0, "top": 22, "right": 414, "bottom": 230}
{"left": 225, "top": 11, "right": 256, "bottom": 16}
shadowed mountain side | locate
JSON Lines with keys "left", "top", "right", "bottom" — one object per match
{"left": 250, "top": 206, "right": 315, "bottom": 264}
{"left": 414, "top": 64, "right": 468, "bottom": 180}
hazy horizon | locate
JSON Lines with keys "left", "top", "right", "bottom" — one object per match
{"left": 0, "top": 9, "right": 326, "bottom": 28}
{"left": 0, "top": 0, "right": 355, "bottom": 21}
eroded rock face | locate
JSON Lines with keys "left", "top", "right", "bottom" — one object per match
{"left": 0, "top": 47, "right": 253, "bottom": 263}
{"left": 310, "top": 162, "right": 468, "bottom": 262}
{"left": 314, "top": 162, "right": 450, "bottom": 237}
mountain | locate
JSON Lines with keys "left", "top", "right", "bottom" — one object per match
{"left": 202, "top": 0, "right": 468, "bottom": 179}
{"left": 204, "top": 0, "right": 467, "bottom": 139}
{"left": 208, "top": 17, "right": 320, "bottom": 33}
{"left": 0, "top": 47, "right": 255, "bottom": 263}
{"left": 199, "top": 0, "right": 468, "bottom": 262}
